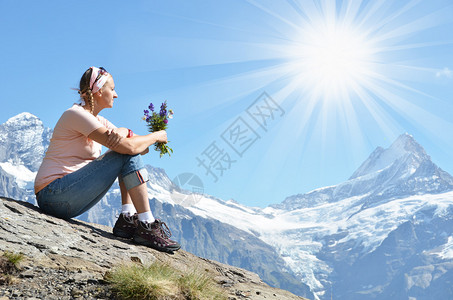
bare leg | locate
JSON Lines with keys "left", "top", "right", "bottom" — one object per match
{"left": 125, "top": 182, "right": 151, "bottom": 214}
{"left": 119, "top": 180, "right": 133, "bottom": 205}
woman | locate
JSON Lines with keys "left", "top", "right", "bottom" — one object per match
{"left": 34, "top": 66, "right": 180, "bottom": 253}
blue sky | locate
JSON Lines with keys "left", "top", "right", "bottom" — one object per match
{"left": 1, "top": 0, "right": 453, "bottom": 207}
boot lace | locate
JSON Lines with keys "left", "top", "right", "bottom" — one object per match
{"left": 157, "top": 220, "right": 172, "bottom": 239}
{"left": 143, "top": 219, "right": 172, "bottom": 239}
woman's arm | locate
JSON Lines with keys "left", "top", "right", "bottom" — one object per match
{"left": 88, "top": 126, "right": 167, "bottom": 155}
{"left": 104, "top": 127, "right": 129, "bottom": 149}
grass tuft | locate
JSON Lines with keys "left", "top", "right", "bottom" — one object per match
{"left": 106, "top": 261, "right": 226, "bottom": 300}
{"left": 3, "top": 251, "right": 24, "bottom": 267}
{"left": 0, "top": 251, "right": 24, "bottom": 285}
{"left": 179, "top": 270, "right": 223, "bottom": 300}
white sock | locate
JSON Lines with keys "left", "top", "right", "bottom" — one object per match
{"left": 138, "top": 211, "right": 155, "bottom": 224}
{"left": 122, "top": 204, "right": 137, "bottom": 217}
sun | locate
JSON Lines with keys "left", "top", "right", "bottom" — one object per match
{"left": 286, "top": 15, "right": 377, "bottom": 102}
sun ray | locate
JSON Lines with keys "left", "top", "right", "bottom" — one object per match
{"left": 376, "top": 40, "right": 453, "bottom": 52}
{"left": 372, "top": 9, "right": 453, "bottom": 45}
{"left": 245, "top": 0, "right": 311, "bottom": 32}
{"left": 356, "top": 0, "right": 420, "bottom": 31}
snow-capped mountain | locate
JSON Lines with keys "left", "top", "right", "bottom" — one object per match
{"left": 183, "top": 133, "right": 453, "bottom": 299}
{"left": 0, "top": 113, "right": 51, "bottom": 171}
{"left": 274, "top": 133, "right": 453, "bottom": 211}
{"left": 2, "top": 112, "right": 453, "bottom": 300}
{"left": 0, "top": 113, "right": 52, "bottom": 203}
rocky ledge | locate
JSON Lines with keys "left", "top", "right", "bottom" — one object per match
{"left": 0, "top": 197, "right": 306, "bottom": 300}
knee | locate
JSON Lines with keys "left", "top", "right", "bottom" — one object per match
{"left": 124, "top": 153, "right": 144, "bottom": 169}
{"left": 103, "top": 151, "right": 142, "bottom": 165}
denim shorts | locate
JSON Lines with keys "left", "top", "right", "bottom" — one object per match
{"left": 36, "top": 151, "right": 149, "bottom": 219}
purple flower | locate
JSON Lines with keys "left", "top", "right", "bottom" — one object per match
{"left": 148, "top": 103, "right": 154, "bottom": 111}
{"left": 159, "top": 105, "right": 167, "bottom": 117}
{"left": 164, "top": 119, "right": 168, "bottom": 124}
{"left": 144, "top": 109, "right": 149, "bottom": 115}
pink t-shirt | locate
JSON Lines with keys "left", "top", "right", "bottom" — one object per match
{"left": 34, "top": 104, "right": 116, "bottom": 193}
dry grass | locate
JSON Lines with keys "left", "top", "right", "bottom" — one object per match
{"left": 106, "top": 261, "right": 226, "bottom": 300}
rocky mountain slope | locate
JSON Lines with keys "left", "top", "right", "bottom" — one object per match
{"left": 0, "top": 197, "right": 306, "bottom": 300}
{"left": 0, "top": 113, "right": 312, "bottom": 299}
{"left": 77, "top": 187, "right": 312, "bottom": 297}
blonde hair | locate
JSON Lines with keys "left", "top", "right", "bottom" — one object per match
{"left": 79, "top": 68, "right": 95, "bottom": 114}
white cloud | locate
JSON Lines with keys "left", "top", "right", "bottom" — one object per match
{"left": 436, "top": 67, "right": 452, "bottom": 78}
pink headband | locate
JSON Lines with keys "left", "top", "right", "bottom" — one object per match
{"left": 89, "top": 67, "right": 109, "bottom": 94}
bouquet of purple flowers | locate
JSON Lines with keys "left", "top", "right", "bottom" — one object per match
{"left": 143, "top": 101, "right": 174, "bottom": 157}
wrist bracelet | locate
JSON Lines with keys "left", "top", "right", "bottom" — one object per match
{"left": 127, "top": 129, "right": 133, "bottom": 138}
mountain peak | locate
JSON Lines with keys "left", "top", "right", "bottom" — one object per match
{"left": 6, "top": 112, "right": 41, "bottom": 126}
{"left": 0, "top": 112, "right": 52, "bottom": 172}
{"left": 390, "top": 133, "right": 427, "bottom": 156}
{"left": 349, "top": 133, "right": 429, "bottom": 180}
{"left": 277, "top": 133, "right": 453, "bottom": 211}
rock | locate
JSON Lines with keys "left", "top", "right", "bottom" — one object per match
{"left": 19, "top": 270, "right": 34, "bottom": 279}
{"left": 0, "top": 197, "right": 306, "bottom": 300}
{"left": 70, "top": 288, "right": 83, "bottom": 297}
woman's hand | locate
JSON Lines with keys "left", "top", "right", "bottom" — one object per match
{"left": 106, "top": 128, "right": 124, "bottom": 149}
{"left": 154, "top": 130, "right": 168, "bottom": 144}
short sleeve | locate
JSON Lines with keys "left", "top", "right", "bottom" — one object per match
{"left": 61, "top": 106, "right": 104, "bottom": 136}
{"left": 97, "top": 115, "right": 117, "bottom": 130}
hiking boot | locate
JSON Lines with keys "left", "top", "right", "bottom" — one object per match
{"left": 133, "top": 219, "right": 181, "bottom": 253}
{"left": 113, "top": 213, "right": 138, "bottom": 239}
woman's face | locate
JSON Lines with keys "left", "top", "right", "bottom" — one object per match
{"left": 96, "top": 76, "right": 118, "bottom": 109}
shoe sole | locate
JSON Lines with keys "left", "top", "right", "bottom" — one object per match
{"left": 133, "top": 235, "right": 181, "bottom": 253}
{"left": 113, "top": 228, "right": 134, "bottom": 239}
